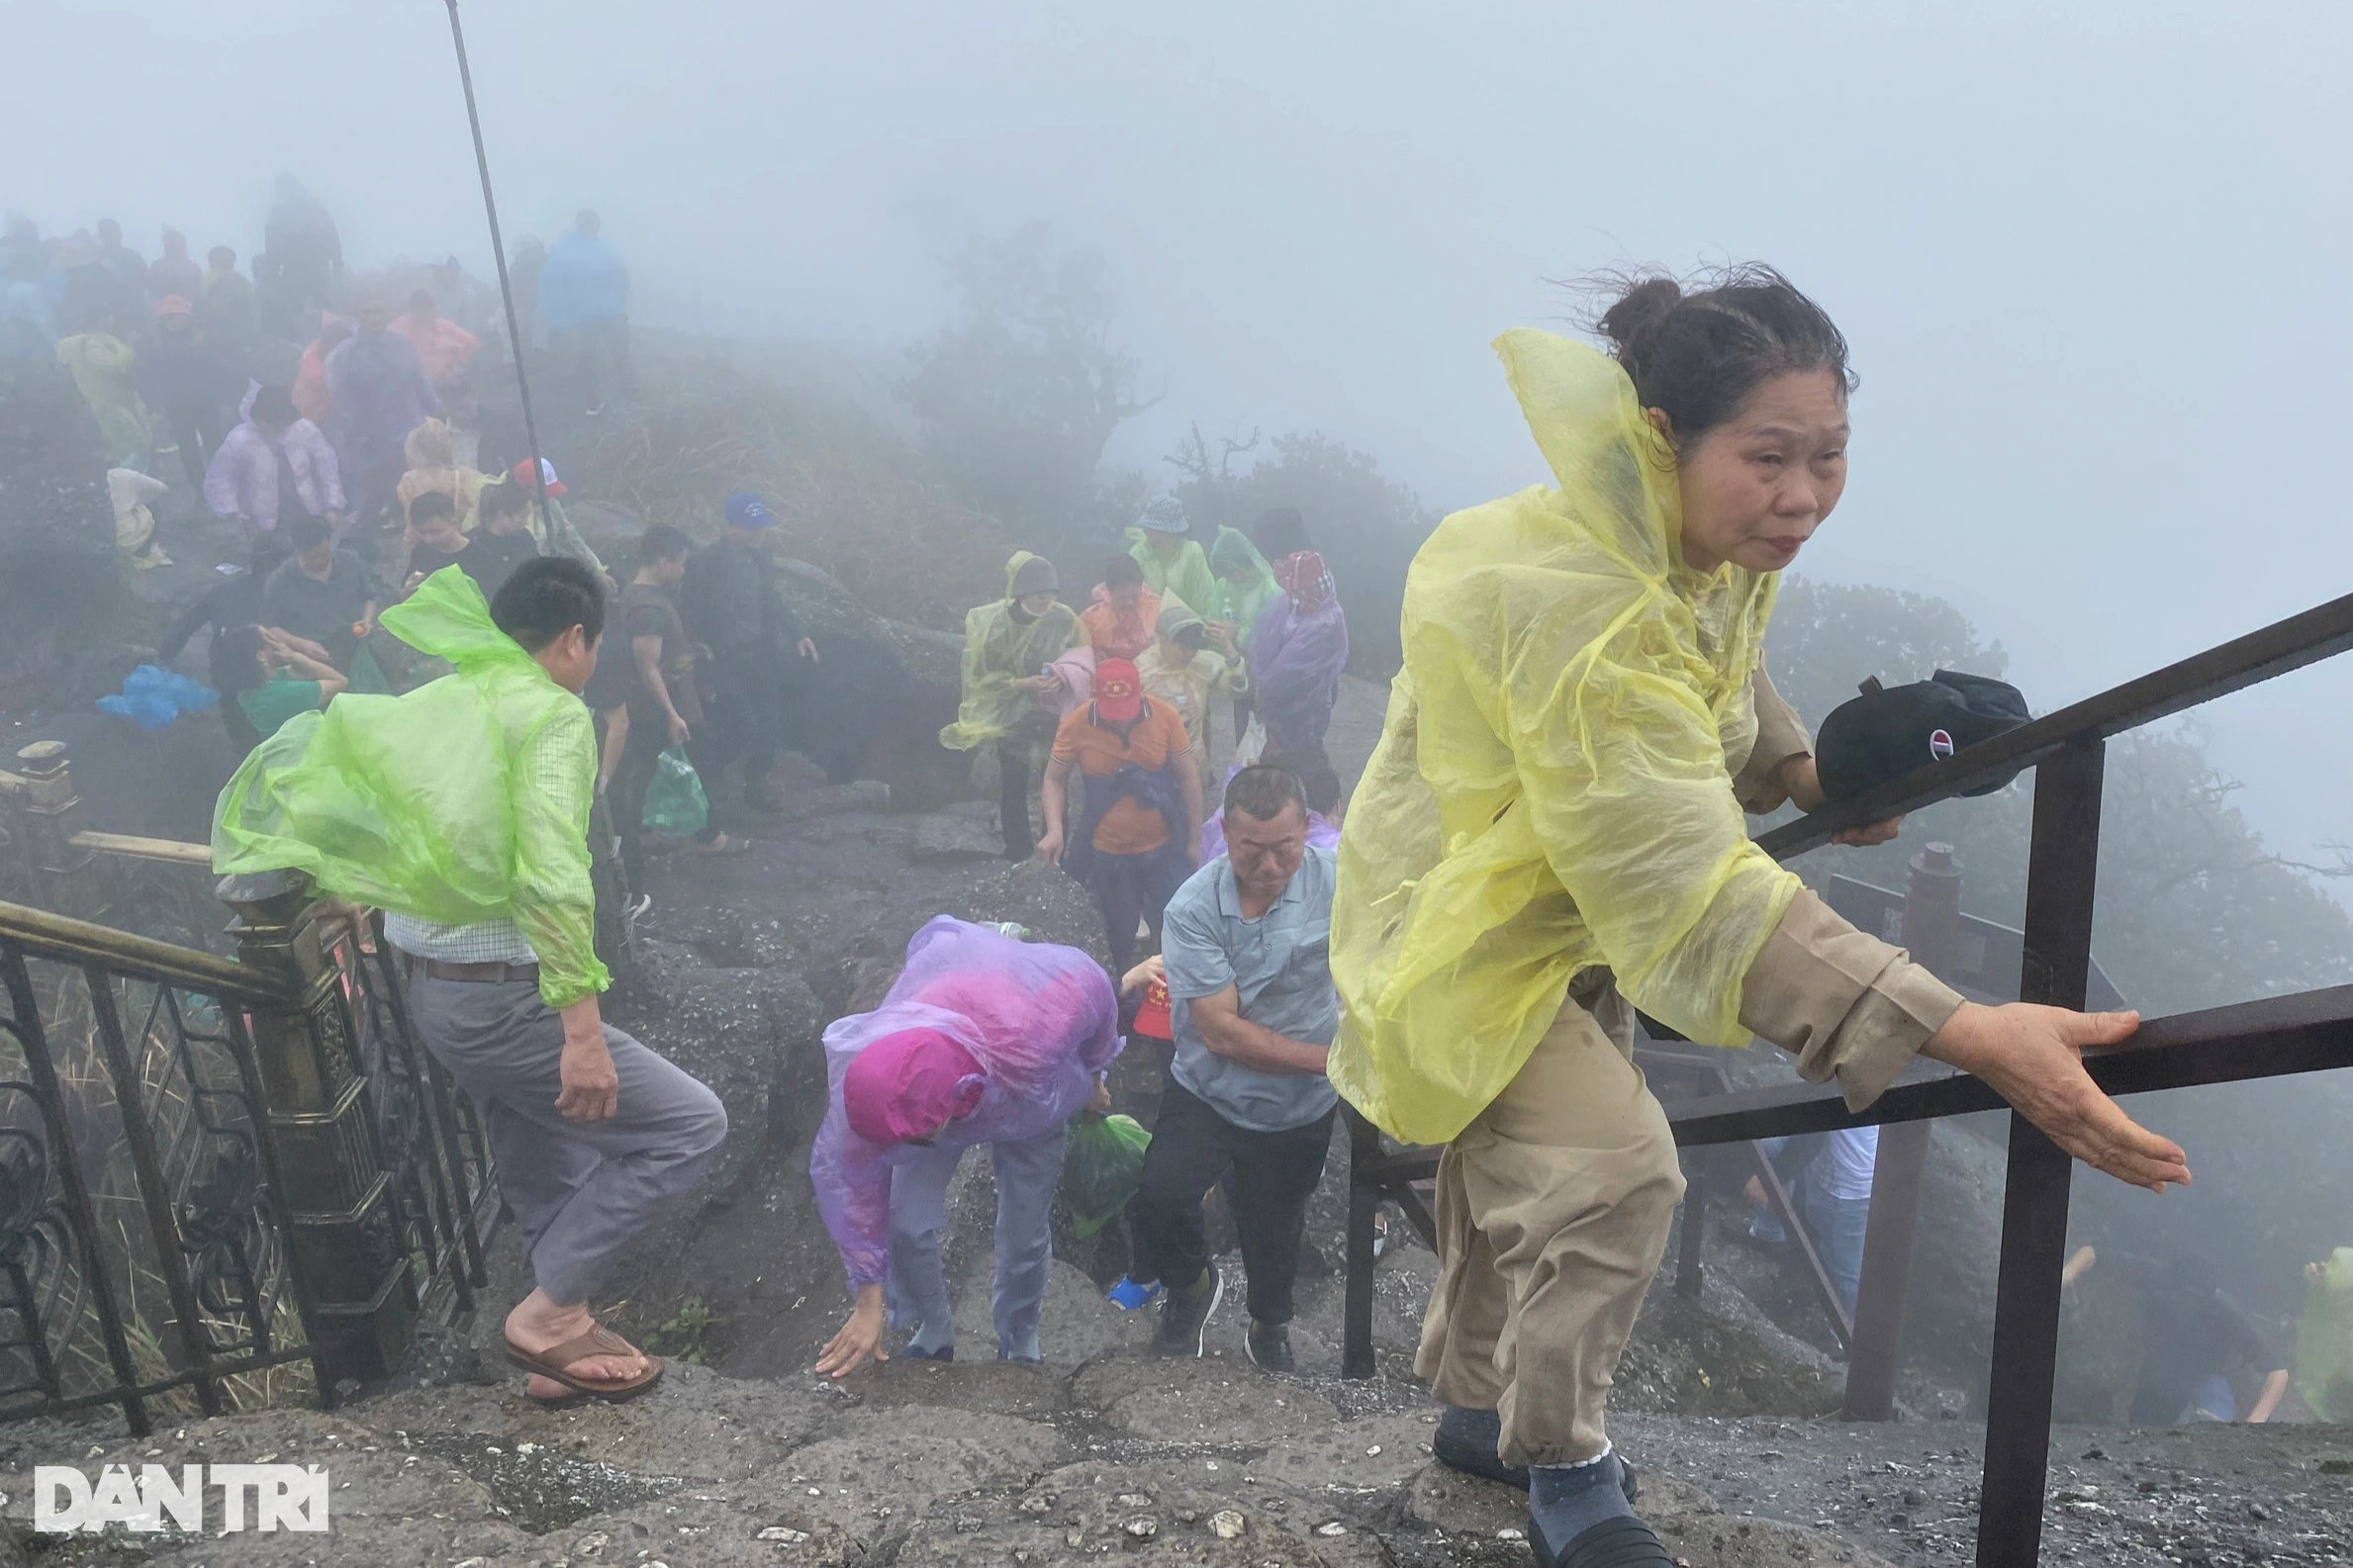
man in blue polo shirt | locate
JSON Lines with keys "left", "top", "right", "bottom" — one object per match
{"left": 1135, "top": 764, "right": 1339, "bottom": 1373}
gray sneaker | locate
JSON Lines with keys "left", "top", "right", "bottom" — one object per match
{"left": 1151, "top": 1264, "right": 1223, "bottom": 1358}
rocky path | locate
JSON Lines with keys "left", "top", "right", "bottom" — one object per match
{"left": 0, "top": 1335, "right": 1902, "bottom": 1568}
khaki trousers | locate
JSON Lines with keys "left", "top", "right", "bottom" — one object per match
{"left": 1415, "top": 980, "right": 1685, "bottom": 1467}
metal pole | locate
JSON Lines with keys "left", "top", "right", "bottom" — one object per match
{"left": 1842, "top": 842, "right": 1960, "bottom": 1421}
{"left": 1341, "top": 1106, "right": 1381, "bottom": 1379}
{"left": 1976, "top": 740, "right": 2107, "bottom": 1568}
{"left": 444, "top": 0, "right": 553, "bottom": 540}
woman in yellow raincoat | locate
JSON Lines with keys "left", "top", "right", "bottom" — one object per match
{"left": 56, "top": 321, "right": 154, "bottom": 470}
{"left": 394, "top": 416, "right": 485, "bottom": 546}
{"left": 1329, "top": 267, "right": 2191, "bottom": 1566}
{"left": 940, "top": 551, "right": 1086, "bottom": 860}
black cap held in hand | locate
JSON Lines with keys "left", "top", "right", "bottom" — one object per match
{"left": 1814, "top": 670, "right": 2031, "bottom": 804}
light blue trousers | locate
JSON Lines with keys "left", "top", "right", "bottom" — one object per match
{"left": 886, "top": 1128, "right": 1067, "bottom": 1361}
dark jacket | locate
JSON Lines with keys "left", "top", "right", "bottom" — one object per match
{"left": 683, "top": 536, "right": 802, "bottom": 658}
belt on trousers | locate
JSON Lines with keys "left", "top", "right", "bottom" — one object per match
{"left": 408, "top": 956, "right": 540, "bottom": 985}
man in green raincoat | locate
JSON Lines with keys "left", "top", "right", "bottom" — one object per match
{"left": 213, "top": 559, "right": 727, "bottom": 1408}
{"left": 1129, "top": 497, "right": 1218, "bottom": 620}
{"left": 941, "top": 551, "right": 1087, "bottom": 859}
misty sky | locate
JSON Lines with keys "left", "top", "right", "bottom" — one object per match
{"left": 10, "top": 0, "right": 2352, "bottom": 891}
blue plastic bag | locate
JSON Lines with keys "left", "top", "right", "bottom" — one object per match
{"left": 97, "top": 664, "right": 218, "bottom": 730}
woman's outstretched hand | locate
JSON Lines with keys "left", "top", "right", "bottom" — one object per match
{"left": 1925, "top": 1001, "right": 2191, "bottom": 1193}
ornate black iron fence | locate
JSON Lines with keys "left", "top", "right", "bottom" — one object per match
{"left": 0, "top": 885, "right": 491, "bottom": 1437}
{"left": 1343, "top": 588, "right": 2353, "bottom": 1567}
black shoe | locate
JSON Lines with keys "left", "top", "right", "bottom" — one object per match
{"left": 903, "top": 1341, "right": 953, "bottom": 1362}
{"left": 1433, "top": 1405, "right": 1528, "bottom": 1490}
{"left": 1244, "top": 1319, "right": 1294, "bottom": 1374}
{"left": 1433, "top": 1408, "right": 1640, "bottom": 1504}
{"left": 1151, "top": 1264, "right": 1222, "bottom": 1358}
{"left": 1530, "top": 1513, "right": 1671, "bottom": 1568}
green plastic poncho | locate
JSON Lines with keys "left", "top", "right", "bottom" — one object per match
{"left": 1127, "top": 527, "right": 1218, "bottom": 623}
{"left": 1209, "top": 526, "right": 1279, "bottom": 649}
{"left": 1329, "top": 329, "right": 1799, "bottom": 1145}
{"left": 938, "top": 552, "right": 1087, "bottom": 751}
{"left": 211, "top": 566, "right": 612, "bottom": 1008}
{"left": 2297, "top": 1247, "right": 2353, "bottom": 1421}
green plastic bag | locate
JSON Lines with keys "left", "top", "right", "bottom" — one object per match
{"left": 641, "top": 747, "right": 709, "bottom": 835}
{"left": 1062, "top": 1112, "right": 1151, "bottom": 1237}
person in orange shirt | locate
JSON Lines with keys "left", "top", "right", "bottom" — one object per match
{"left": 1080, "top": 555, "right": 1161, "bottom": 664}
{"left": 392, "top": 287, "right": 481, "bottom": 388}
{"left": 1037, "top": 658, "right": 1202, "bottom": 973}
{"left": 292, "top": 312, "right": 353, "bottom": 426}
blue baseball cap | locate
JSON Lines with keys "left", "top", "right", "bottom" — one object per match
{"left": 725, "top": 492, "right": 777, "bottom": 528}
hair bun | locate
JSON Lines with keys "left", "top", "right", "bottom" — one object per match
{"left": 1597, "top": 276, "right": 1683, "bottom": 360}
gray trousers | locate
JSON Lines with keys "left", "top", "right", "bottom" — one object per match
{"left": 406, "top": 972, "right": 728, "bottom": 1307}
{"left": 886, "top": 1128, "right": 1066, "bottom": 1362}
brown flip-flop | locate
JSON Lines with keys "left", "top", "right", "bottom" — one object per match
{"left": 505, "top": 1324, "right": 665, "bottom": 1405}
{"left": 686, "top": 832, "right": 752, "bottom": 857}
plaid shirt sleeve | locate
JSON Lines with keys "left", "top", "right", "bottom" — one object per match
{"left": 510, "top": 700, "right": 611, "bottom": 1007}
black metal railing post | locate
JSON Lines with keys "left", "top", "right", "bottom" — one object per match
{"left": 1343, "top": 1106, "right": 1383, "bottom": 1379}
{"left": 1977, "top": 739, "right": 2106, "bottom": 1568}
{"left": 218, "top": 876, "right": 416, "bottom": 1384}
{"left": 214, "top": 1004, "right": 343, "bottom": 1408}
{"left": 1674, "top": 1146, "right": 1707, "bottom": 1300}
{"left": 1843, "top": 842, "right": 1961, "bottom": 1420}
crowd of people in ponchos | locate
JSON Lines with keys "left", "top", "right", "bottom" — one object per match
{"left": 16, "top": 175, "right": 1367, "bottom": 1396}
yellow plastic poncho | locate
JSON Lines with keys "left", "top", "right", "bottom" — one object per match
{"left": 1135, "top": 598, "right": 1249, "bottom": 766}
{"left": 55, "top": 332, "right": 154, "bottom": 468}
{"left": 2297, "top": 1247, "right": 2353, "bottom": 1422}
{"left": 938, "top": 552, "right": 1087, "bottom": 751}
{"left": 1329, "top": 329, "right": 1800, "bottom": 1145}
{"left": 212, "top": 567, "right": 611, "bottom": 1008}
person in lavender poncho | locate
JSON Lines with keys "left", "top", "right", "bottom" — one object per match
{"left": 1248, "top": 550, "right": 1351, "bottom": 760}
{"left": 812, "top": 917, "right": 1121, "bottom": 1373}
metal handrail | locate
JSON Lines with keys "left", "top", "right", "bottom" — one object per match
{"left": 1669, "top": 982, "right": 2353, "bottom": 1142}
{"left": 0, "top": 898, "right": 286, "bottom": 1004}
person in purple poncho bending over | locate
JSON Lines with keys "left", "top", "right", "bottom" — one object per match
{"left": 1248, "top": 550, "right": 1350, "bottom": 759}
{"left": 812, "top": 917, "right": 1122, "bottom": 1374}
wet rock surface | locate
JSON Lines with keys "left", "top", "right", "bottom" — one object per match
{"left": 1609, "top": 1415, "right": 2353, "bottom": 1567}
{"left": 0, "top": 1345, "right": 1919, "bottom": 1567}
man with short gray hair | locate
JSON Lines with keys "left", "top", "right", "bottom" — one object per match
{"left": 1134, "top": 764, "right": 1338, "bottom": 1373}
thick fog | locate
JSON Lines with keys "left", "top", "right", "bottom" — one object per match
{"left": 9, "top": 0, "right": 2352, "bottom": 869}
